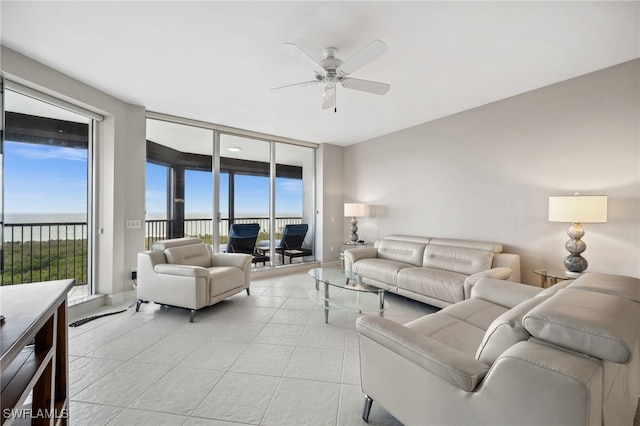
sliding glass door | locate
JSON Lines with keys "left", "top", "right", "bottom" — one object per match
{"left": 2, "top": 86, "right": 94, "bottom": 302}
{"left": 146, "top": 118, "right": 214, "bottom": 247}
{"left": 219, "top": 134, "right": 272, "bottom": 257}
{"left": 145, "top": 116, "right": 316, "bottom": 267}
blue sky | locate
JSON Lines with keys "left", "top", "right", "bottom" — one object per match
{"left": 3, "top": 141, "right": 303, "bottom": 219}
{"left": 4, "top": 141, "right": 88, "bottom": 215}
{"left": 146, "top": 163, "right": 303, "bottom": 218}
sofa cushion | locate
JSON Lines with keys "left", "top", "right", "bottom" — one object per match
{"left": 353, "top": 258, "right": 408, "bottom": 289}
{"left": 442, "top": 297, "right": 510, "bottom": 331}
{"left": 375, "top": 239, "right": 426, "bottom": 266}
{"left": 405, "top": 300, "right": 500, "bottom": 356}
{"left": 475, "top": 296, "right": 548, "bottom": 365}
{"left": 423, "top": 244, "right": 494, "bottom": 275}
{"left": 384, "top": 234, "right": 432, "bottom": 245}
{"left": 567, "top": 272, "right": 640, "bottom": 302}
{"left": 523, "top": 288, "right": 639, "bottom": 363}
{"left": 398, "top": 267, "right": 467, "bottom": 304}
{"left": 536, "top": 279, "right": 573, "bottom": 297}
{"left": 208, "top": 266, "right": 244, "bottom": 297}
{"left": 470, "top": 278, "right": 544, "bottom": 308}
{"left": 165, "top": 243, "right": 212, "bottom": 268}
{"left": 429, "top": 238, "right": 503, "bottom": 253}
{"left": 151, "top": 237, "right": 202, "bottom": 251}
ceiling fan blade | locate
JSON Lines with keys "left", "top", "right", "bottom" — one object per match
{"left": 322, "top": 85, "right": 336, "bottom": 110}
{"left": 271, "top": 80, "right": 319, "bottom": 91}
{"left": 338, "top": 39, "right": 388, "bottom": 76}
{"left": 281, "top": 43, "right": 326, "bottom": 75}
{"left": 342, "top": 78, "right": 390, "bottom": 95}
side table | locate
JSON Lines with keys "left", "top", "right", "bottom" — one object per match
{"left": 340, "top": 241, "right": 370, "bottom": 269}
{"left": 533, "top": 268, "right": 572, "bottom": 288}
{"left": 1, "top": 279, "right": 75, "bottom": 425}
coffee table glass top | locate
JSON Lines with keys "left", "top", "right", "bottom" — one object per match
{"left": 308, "top": 267, "right": 383, "bottom": 294}
{"left": 308, "top": 267, "right": 386, "bottom": 323}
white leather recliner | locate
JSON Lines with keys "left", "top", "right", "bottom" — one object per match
{"left": 136, "top": 237, "right": 252, "bottom": 322}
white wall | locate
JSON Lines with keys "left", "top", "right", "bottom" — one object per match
{"left": 344, "top": 59, "right": 640, "bottom": 285}
{"left": 316, "top": 143, "right": 345, "bottom": 265}
{"left": 2, "top": 46, "right": 147, "bottom": 303}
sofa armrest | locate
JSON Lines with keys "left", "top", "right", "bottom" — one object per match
{"left": 464, "top": 267, "right": 513, "bottom": 297}
{"left": 211, "top": 253, "right": 252, "bottom": 288}
{"left": 138, "top": 251, "right": 167, "bottom": 281}
{"left": 356, "top": 316, "right": 489, "bottom": 391}
{"left": 492, "top": 253, "right": 521, "bottom": 282}
{"left": 154, "top": 264, "right": 210, "bottom": 278}
{"left": 211, "top": 253, "right": 252, "bottom": 269}
{"left": 344, "top": 247, "right": 379, "bottom": 271}
{"left": 469, "top": 277, "right": 543, "bottom": 308}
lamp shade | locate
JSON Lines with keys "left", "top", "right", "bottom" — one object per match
{"left": 548, "top": 195, "right": 607, "bottom": 223}
{"left": 344, "top": 203, "right": 365, "bottom": 217}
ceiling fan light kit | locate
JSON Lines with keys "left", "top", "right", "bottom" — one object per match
{"left": 273, "top": 39, "right": 390, "bottom": 112}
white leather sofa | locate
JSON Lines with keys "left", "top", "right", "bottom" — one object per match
{"left": 357, "top": 272, "right": 640, "bottom": 425}
{"left": 136, "top": 237, "right": 252, "bottom": 322}
{"left": 344, "top": 235, "right": 521, "bottom": 308}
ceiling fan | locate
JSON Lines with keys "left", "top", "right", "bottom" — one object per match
{"left": 272, "top": 39, "right": 390, "bottom": 111}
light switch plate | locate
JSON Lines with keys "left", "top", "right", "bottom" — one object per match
{"left": 126, "top": 219, "right": 141, "bottom": 229}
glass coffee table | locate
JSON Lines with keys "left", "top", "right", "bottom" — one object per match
{"left": 308, "top": 267, "right": 386, "bottom": 324}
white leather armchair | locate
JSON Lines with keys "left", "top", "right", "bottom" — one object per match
{"left": 136, "top": 237, "right": 252, "bottom": 322}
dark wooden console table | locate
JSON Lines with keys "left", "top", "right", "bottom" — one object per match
{"left": 1, "top": 279, "right": 74, "bottom": 425}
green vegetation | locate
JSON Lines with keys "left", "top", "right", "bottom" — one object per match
{"left": 1, "top": 239, "right": 88, "bottom": 286}
{"left": 2, "top": 231, "right": 282, "bottom": 286}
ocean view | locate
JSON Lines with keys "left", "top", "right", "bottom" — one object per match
{"left": 4, "top": 212, "right": 296, "bottom": 223}
{"left": 2, "top": 212, "right": 300, "bottom": 242}
{"left": 4, "top": 213, "right": 88, "bottom": 224}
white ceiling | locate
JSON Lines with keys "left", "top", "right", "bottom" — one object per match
{"left": 1, "top": 1, "right": 638, "bottom": 146}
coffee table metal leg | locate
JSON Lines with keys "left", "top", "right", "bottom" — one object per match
{"left": 315, "top": 278, "right": 319, "bottom": 291}
{"left": 378, "top": 291, "right": 385, "bottom": 317}
{"left": 324, "top": 281, "right": 329, "bottom": 323}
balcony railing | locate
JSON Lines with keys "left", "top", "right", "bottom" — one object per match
{"left": 145, "top": 217, "right": 303, "bottom": 249}
{"left": 2, "top": 222, "right": 88, "bottom": 286}
{"left": 1, "top": 217, "right": 303, "bottom": 286}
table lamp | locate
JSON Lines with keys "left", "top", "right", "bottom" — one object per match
{"left": 344, "top": 203, "right": 366, "bottom": 242}
{"left": 548, "top": 194, "right": 607, "bottom": 276}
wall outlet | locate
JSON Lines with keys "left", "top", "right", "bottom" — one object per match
{"left": 130, "top": 269, "right": 137, "bottom": 280}
{"left": 330, "top": 246, "right": 335, "bottom": 253}
{"left": 126, "top": 219, "right": 141, "bottom": 229}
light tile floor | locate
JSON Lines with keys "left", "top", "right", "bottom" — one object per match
{"left": 67, "top": 268, "right": 439, "bottom": 425}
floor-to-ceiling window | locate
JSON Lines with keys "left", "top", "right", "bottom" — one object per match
{"left": 145, "top": 119, "right": 214, "bottom": 247}
{"left": 145, "top": 115, "right": 316, "bottom": 267}
{"left": 1, "top": 82, "right": 98, "bottom": 302}
{"left": 274, "top": 142, "right": 315, "bottom": 265}
{"left": 219, "top": 134, "right": 272, "bottom": 254}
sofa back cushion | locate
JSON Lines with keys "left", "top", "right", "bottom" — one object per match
{"left": 151, "top": 237, "right": 202, "bottom": 251}
{"left": 429, "top": 238, "right": 503, "bottom": 253}
{"left": 523, "top": 288, "right": 639, "bottom": 363}
{"left": 475, "top": 296, "right": 548, "bottom": 365}
{"left": 567, "top": 272, "right": 640, "bottom": 302}
{"left": 375, "top": 239, "right": 426, "bottom": 267}
{"left": 164, "top": 243, "right": 212, "bottom": 268}
{"left": 423, "top": 244, "right": 495, "bottom": 275}
{"left": 384, "top": 234, "right": 432, "bottom": 245}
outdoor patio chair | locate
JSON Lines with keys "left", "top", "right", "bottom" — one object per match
{"left": 276, "top": 224, "right": 313, "bottom": 264}
{"left": 226, "top": 223, "right": 269, "bottom": 266}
